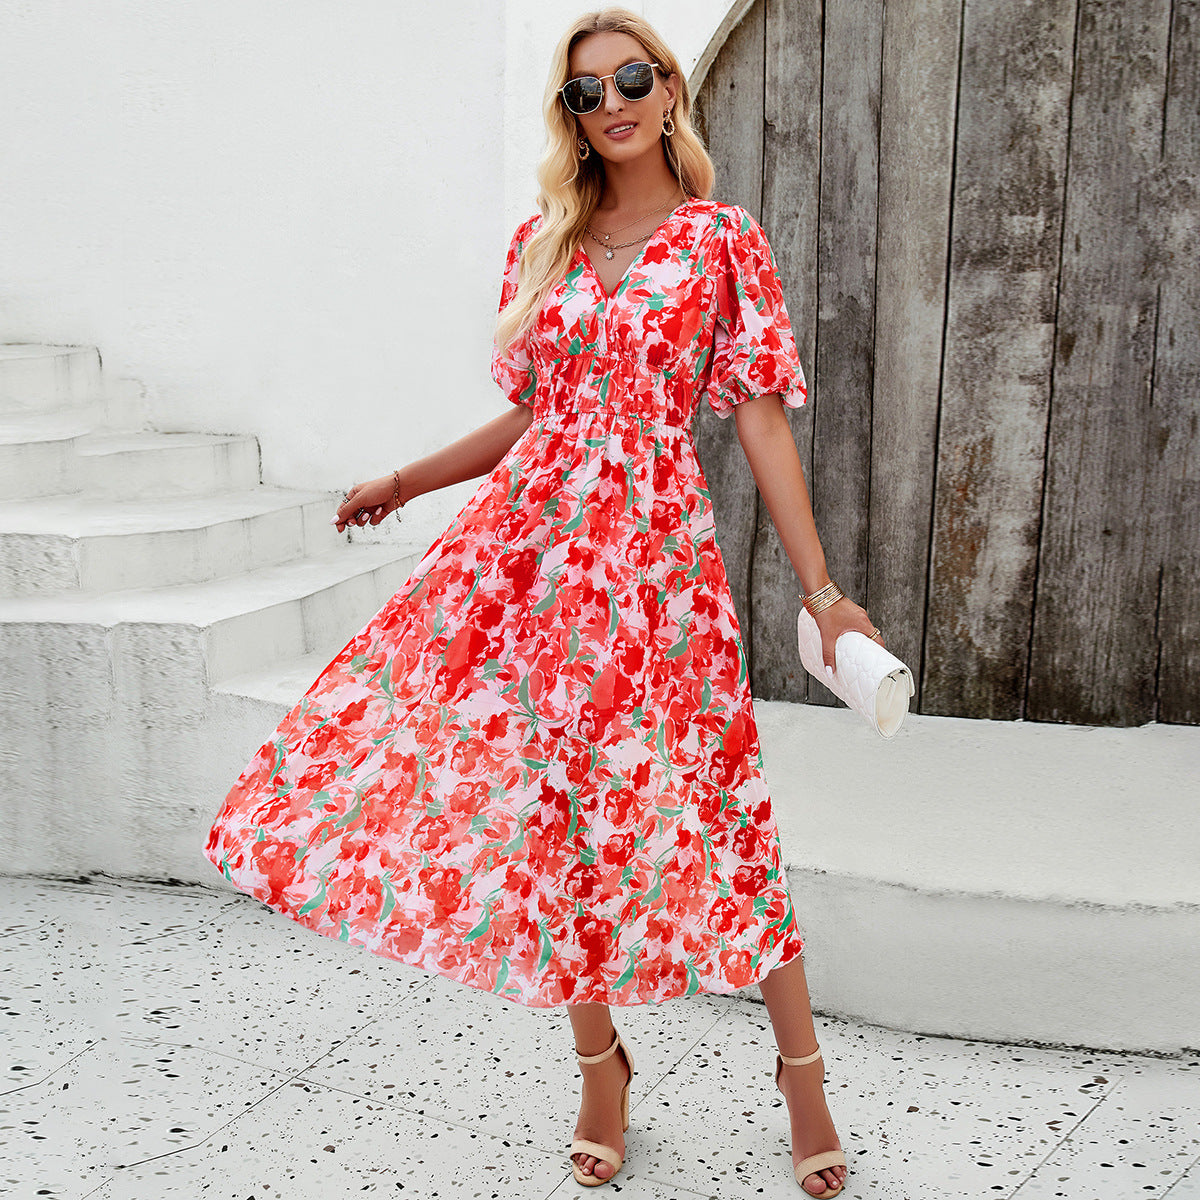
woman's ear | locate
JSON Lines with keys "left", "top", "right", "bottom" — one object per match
{"left": 663, "top": 72, "right": 679, "bottom": 111}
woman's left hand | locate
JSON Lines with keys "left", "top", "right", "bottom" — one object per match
{"left": 813, "top": 596, "right": 882, "bottom": 673}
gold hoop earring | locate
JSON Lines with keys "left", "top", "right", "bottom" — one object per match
{"left": 662, "top": 110, "right": 676, "bottom": 137}
{"left": 577, "top": 136, "right": 591, "bottom": 160}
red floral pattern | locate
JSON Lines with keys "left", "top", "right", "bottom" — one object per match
{"left": 205, "top": 198, "right": 809, "bottom": 1007}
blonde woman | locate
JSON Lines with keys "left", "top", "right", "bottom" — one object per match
{"left": 206, "top": 7, "right": 877, "bottom": 1195}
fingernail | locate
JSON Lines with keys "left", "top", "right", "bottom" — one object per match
{"left": 824, "top": 664, "right": 833, "bottom": 676}
{"left": 329, "top": 517, "right": 339, "bottom": 524}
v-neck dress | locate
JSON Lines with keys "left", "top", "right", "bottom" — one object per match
{"left": 204, "top": 198, "right": 810, "bottom": 1008}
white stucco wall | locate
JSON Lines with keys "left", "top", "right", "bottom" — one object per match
{"left": 0, "top": 0, "right": 738, "bottom": 532}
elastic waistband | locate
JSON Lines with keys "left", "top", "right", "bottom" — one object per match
{"left": 535, "top": 409, "right": 693, "bottom": 440}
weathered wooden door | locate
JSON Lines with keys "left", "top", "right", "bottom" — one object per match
{"left": 692, "top": 0, "right": 1198, "bottom": 726}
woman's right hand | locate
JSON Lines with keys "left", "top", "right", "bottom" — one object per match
{"left": 330, "top": 475, "right": 398, "bottom": 532}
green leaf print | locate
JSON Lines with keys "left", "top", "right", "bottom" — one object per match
{"left": 685, "top": 960, "right": 701, "bottom": 997}
{"left": 537, "top": 922, "right": 553, "bottom": 970}
{"left": 332, "top": 785, "right": 368, "bottom": 831}
{"left": 493, "top": 955, "right": 512, "bottom": 993}
{"left": 298, "top": 864, "right": 332, "bottom": 916}
{"left": 531, "top": 581, "right": 558, "bottom": 616}
{"left": 613, "top": 952, "right": 638, "bottom": 989}
{"left": 665, "top": 630, "right": 689, "bottom": 659}
{"left": 339, "top": 920, "right": 351, "bottom": 942}
{"left": 607, "top": 592, "right": 620, "bottom": 638}
{"left": 465, "top": 905, "right": 491, "bottom": 942}
{"left": 568, "top": 625, "right": 580, "bottom": 660}
{"left": 565, "top": 789, "right": 582, "bottom": 841}
{"left": 379, "top": 873, "right": 397, "bottom": 922}
{"left": 645, "top": 292, "right": 666, "bottom": 311}
{"left": 517, "top": 674, "right": 536, "bottom": 718}
{"left": 701, "top": 677, "right": 712, "bottom": 711}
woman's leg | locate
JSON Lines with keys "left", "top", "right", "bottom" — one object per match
{"left": 566, "top": 1002, "right": 633, "bottom": 1181}
{"left": 759, "top": 954, "right": 849, "bottom": 1196}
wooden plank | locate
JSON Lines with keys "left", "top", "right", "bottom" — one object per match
{"left": 865, "top": 0, "right": 962, "bottom": 707}
{"left": 692, "top": 0, "right": 764, "bottom": 660}
{"left": 1027, "top": 0, "right": 1173, "bottom": 724}
{"left": 1155, "top": 0, "right": 1200, "bottom": 724}
{"left": 806, "top": 0, "right": 885, "bottom": 707}
{"left": 923, "top": 0, "right": 1077, "bottom": 717}
{"left": 750, "top": 0, "right": 824, "bottom": 701}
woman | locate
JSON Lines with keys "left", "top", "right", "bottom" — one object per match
{"left": 206, "top": 8, "right": 878, "bottom": 1196}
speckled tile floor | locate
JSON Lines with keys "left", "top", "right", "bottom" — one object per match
{"left": 2, "top": 878, "right": 1198, "bottom": 1200}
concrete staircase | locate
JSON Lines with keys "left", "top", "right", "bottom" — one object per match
{"left": 2, "top": 344, "right": 1196, "bottom": 1058}
{"left": 0, "top": 343, "right": 422, "bottom": 880}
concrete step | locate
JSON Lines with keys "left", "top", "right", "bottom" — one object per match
{"left": 0, "top": 343, "right": 102, "bottom": 415}
{"left": 0, "top": 403, "right": 104, "bottom": 500}
{"left": 0, "top": 417, "right": 259, "bottom": 502}
{"left": 74, "top": 430, "right": 262, "bottom": 497}
{"left": 0, "top": 539, "right": 424, "bottom": 689}
{"left": 755, "top": 701, "right": 1200, "bottom": 1054}
{"left": 0, "top": 486, "right": 347, "bottom": 596}
{"left": 212, "top": 647, "right": 348, "bottom": 705}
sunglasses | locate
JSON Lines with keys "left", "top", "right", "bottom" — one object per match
{"left": 558, "top": 61, "right": 663, "bottom": 115}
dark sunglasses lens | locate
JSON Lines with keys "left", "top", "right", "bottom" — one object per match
{"left": 615, "top": 62, "right": 655, "bottom": 99}
{"left": 563, "top": 77, "right": 602, "bottom": 114}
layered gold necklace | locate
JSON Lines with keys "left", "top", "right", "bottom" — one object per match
{"left": 584, "top": 190, "right": 686, "bottom": 259}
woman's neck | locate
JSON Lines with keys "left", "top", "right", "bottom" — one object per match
{"left": 595, "top": 151, "right": 683, "bottom": 214}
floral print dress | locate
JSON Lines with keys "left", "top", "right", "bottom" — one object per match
{"left": 205, "top": 198, "right": 810, "bottom": 1007}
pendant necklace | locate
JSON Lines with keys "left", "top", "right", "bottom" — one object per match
{"left": 585, "top": 191, "right": 685, "bottom": 259}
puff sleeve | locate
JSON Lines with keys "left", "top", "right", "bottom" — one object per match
{"left": 490, "top": 214, "right": 542, "bottom": 409}
{"left": 704, "top": 207, "right": 807, "bottom": 418}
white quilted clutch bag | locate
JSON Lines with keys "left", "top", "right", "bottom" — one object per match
{"left": 796, "top": 607, "right": 915, "bottom": 738}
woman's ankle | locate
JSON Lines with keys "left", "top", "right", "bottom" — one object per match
{"left": 574, "top": 1026, "right": 618, "bottom": 1058}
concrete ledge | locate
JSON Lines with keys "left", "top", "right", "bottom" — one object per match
{"left": 756, "top": 702, "right": 1200, "bottom": 1054}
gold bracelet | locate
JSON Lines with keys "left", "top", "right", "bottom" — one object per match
{"left": 391, "top": 470, "right": 405, "bottom": 524}
{"left": 801, "top": 581, "right": 844, "bottom": 616}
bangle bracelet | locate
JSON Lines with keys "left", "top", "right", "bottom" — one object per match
{"left": 801, "top": 581, "right": 844, "bottom": 616}
{"left": 392, "top": 470, "right": 405, "bottom": 524}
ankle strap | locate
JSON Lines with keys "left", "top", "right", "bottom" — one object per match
{"left": 575, "top": 1029, "right": 620, "bottom": 1065}
{"left": 777, "top": 1045, "right": 823, "bottom": 1066}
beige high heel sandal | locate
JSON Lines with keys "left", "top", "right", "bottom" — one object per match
{"left": 569, "top": 1027, "right": 635, "bottom": 1187}
{"left": 775, "top": 1045, "right": 848, "bottom": 1196}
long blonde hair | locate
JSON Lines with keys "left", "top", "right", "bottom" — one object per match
{"left": 494, "top": 7, "right": 715, "bottom": 356}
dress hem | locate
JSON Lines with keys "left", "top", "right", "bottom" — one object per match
{"left": 207, "top": 850, "right": 806, "bottom": 1010}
